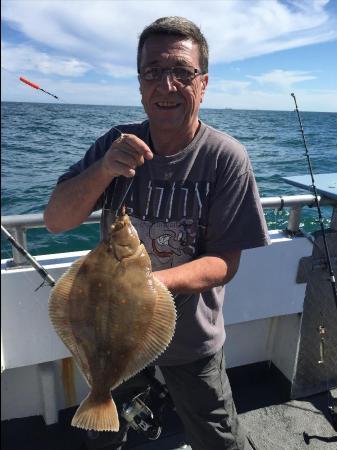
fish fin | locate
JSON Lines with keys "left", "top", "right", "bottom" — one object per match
{"left": 122, "top": 276, "right": 176, "bottom": 382}
{"left": 71, "top": 392, "right": 119, "bottom": 432}
{"left": 48, "top": 257, "right": 92, "bottom": 385}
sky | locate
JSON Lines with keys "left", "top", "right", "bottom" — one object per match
{"left": 1, "top": 0, "right": 337, "bottom": 112}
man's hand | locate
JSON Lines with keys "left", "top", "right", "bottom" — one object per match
{"left": 44, "top": 134, "right": 152, "bottom": 233}
{"left": 101, "top": 134, "right": 153, "bottom": 178}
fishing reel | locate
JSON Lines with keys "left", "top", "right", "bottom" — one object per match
{"left": 84, "top": 368, "right": 173, "bottom": 449}
{"left": 121, "top": 367, "right": 174, "bottom": 440}
{"left": 121, "top": 389, "right": 162, "bottom": 440}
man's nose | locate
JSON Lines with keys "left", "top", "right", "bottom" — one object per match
{"left": 157, "top": 72, "right": 177, "bottom": 92}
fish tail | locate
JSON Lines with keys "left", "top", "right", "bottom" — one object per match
{"left": 71, "top": 392, "right": 119, "bottom": 432}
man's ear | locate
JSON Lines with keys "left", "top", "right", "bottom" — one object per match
{"left": 201, "top": 74, "right": 208, "bottom": 90}
{"left": 139, "top": 77, "right": 145, "bottom": 104}
{"left": 200, "top": 74, "right": 208, "bottom": 103}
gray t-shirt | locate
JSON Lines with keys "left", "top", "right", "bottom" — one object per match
{"left": 58, "top": 120, "right": 270, "bottom": 366}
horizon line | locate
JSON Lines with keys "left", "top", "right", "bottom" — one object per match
{"left": 1, "top": 100, "right": 336, "bottom": 114}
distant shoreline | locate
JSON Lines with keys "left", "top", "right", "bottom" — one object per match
{"left": 1, "top": 100, "right": 336, "bottom": 114}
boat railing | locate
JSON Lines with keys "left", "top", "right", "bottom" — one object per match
{"left": 2, "top": 194, "right": 337, "bottom": 265}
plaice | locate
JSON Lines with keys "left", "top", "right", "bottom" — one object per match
{"left": 48, "top": 209, "right": 176, "bottom": 432}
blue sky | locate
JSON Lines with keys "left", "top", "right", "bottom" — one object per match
{"left": 2, "top": 0, "right": 337, "bottom": 111}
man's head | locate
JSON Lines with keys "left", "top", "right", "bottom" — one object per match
{"left": 137, "top": 16, "right": 208, "bottom": 75}
{"left": 137, "top": 17, "right": 209, "bottom": 142}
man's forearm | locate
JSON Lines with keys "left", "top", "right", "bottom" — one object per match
{"left": 44, "top": 159, "right": 113, "bottom": 233}
{"left": 154, "top": 250, "right": 241, "bottom": 295}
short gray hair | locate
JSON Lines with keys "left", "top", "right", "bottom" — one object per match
{"left": 137, "top": 16, "right": 209, "bottom": 74}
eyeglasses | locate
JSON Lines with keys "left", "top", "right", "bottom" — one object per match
{"left": 139, "top": 66, "right": 203, "bottom": 83}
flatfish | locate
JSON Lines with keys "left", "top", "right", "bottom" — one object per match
{"left": 48, "top": 209, "right": 176, "bottom": 432}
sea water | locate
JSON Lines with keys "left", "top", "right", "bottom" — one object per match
{"left": 1, "top": 101, "right": 336, "bottom": 259}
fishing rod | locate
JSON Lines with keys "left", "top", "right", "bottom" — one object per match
{"left": 20, "top": 76, "right": 59, "bottom": 100}
{"left": 291, "top": 93, "right": 337, "bottom": 309}
{"left": 291, "top": 93, "right": 337, "bottom": 435}
{"left": 1, "top": 224, "right": 56, "bottom": 289}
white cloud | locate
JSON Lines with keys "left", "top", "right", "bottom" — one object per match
{"left": 209, "top": 79, "right": 251, "bottom": 94}
{"left": 249, "top": 69, "right": 316, "bottom": 89}
{"left": 2, "top": 41, "right": 91, "bottom": 76}
{"left": 2, "top": 0, "right": 337, "bottom": 73}
{"left": 203, "top": 86, "right": 337, "bottom": 113}
{"left": 1, "top": 0, "right": 336, "bottom": 111}
{"left": 2, "top": 66, "right": 336, "bottom": 113}
{"left": 1, "top": 67, "right": 142, "bottom": 106}
{"left": 102, "top": 63, "right": 137, "bottom": 79}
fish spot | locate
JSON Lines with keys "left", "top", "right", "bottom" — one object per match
{"left": 97, "top": 282, "right": 102, "bottom": 288}
{"left": 121, "top": 299, "right": 126, "bottom": 304}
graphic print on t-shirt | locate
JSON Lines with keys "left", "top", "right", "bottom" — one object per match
{"left": 103, "top": 177, "right": 212, "bottom": 271}
{"left": 132, "top": 217, "right": 197, "bottom": 270}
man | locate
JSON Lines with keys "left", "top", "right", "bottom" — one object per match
{"left": 45, "top": 16, "right": 270, "bottom": 450}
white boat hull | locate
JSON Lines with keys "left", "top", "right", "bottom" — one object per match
{"left": 1, "top": 231, "right": 312, "bottom": 424}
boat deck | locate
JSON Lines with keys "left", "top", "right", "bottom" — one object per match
{"left": 2, "top": 362, "right": 336, "bottom": 450}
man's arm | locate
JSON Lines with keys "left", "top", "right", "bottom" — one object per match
{"left": 44, "top": 159, "right": 113, "bottom": 232}
{"left": 154, "top": 249, "right": 241, "bottom": 295}
{"left": 44, "top": 134, "right": 153, "bottom": 233}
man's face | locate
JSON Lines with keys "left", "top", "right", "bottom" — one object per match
{"left": 139, "top": 35, "right": 208, "bottom": 134}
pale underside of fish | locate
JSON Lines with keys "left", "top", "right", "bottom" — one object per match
{"left": 48, "top": 210, "right": 176, "bottom": 432}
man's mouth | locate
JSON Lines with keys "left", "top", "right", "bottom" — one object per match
{"left": 155, "top": 101, "right": 180, "bottom": 109}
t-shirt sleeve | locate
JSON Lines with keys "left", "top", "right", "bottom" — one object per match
{"left": 204, "top": 146, "right": 270, "bottom": 253}
{"left": 56, "top": 128, "right": 120, "bottom": 211}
